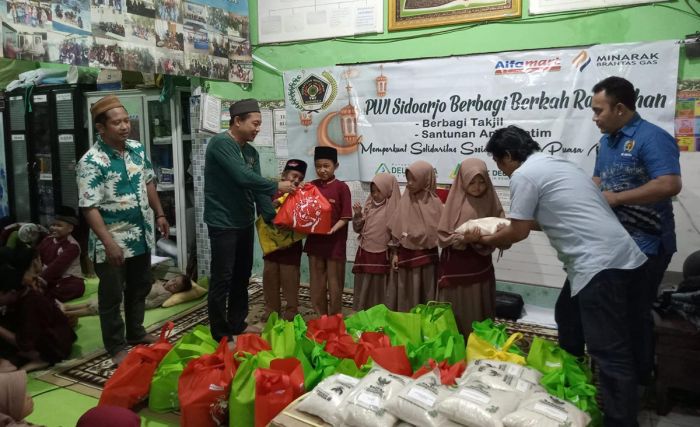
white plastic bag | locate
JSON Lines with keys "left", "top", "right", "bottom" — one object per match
{"left": 438, "top": 380, "right": 521, "bottom": 427}
{"left": 296, "top": 374, "right": 359, "bottom": 426}
{"left": 339, "top": 367, "right": 410, "bottom": 427}
{"left": 502, "top": 392, "right": 591, "bottom": 427}
{"left": 458, "top": 362, "right": 544, "bottom": 395}
{"left": 385, "top": 371, "right": 461, "bottom": 427}
{"left": 456, "top": 217, "right": 511, "bottom": 235}
{"left": 464, "top": 359, "right": 543, "bottom": 384}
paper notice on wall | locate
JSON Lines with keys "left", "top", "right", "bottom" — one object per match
{"left": 258, "top": 0, "right": 383, "bottom": 44}
{"left": 278, "top": 158, "right": 289, "bottom": 175}
{"left": 255, "top": 110, "right": 274, "bottom": 147}
{"left": 274, "top": 133, "right": 289, "bottom": 157}
{"left": 273, "top": 108, "right": 287, "bottom": 133}
{"left": 200, "top": 94, "right": 222, "bottom": 134}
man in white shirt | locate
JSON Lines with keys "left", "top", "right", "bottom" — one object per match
{"left": 480, "top": 126, "right": 647, "bottom": 427}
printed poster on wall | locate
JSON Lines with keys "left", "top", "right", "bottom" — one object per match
{"left": 675, "top": 79, "right": 700, "bottom": 152}
{"left": 283, "top": 40, "right": 679, "bottom": 186}
{"left": 529, "top": 0, "right": 665, "bottom": 15}
{"left": 0, "top": 0, "right": 252, "bottom": 83}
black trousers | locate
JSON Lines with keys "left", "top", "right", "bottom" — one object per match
{"left": 94, "top": 252, "right": 152, "bottom": 356}
{"left": 555, "top": 267, "right": 644, "bottom": 427}
{"left": 207, "top": 225, "right": 254, "bottom": 341}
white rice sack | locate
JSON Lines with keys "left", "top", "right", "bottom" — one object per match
{"left": 339, "top": 367, "right": 411, "bottom": 427}
{"left": 385, "top": 371, "right": 461, "bottom": 427}
{"left": 438, "top": 380, "right": 521, "bottom": 427}
{"left": 455, "top": 217, "right": 511, "bottom": 235}
{"left": 502, "top": 392, "right": 591, "bottom": 427}
{"left": 296, "top": 374, "right": 360, "bottom": 426}
{"left": 462, "top": 359, "right": 543, "bottom": 385}
{"left": 459, "top": 363, "right": 545, "bottom": 395}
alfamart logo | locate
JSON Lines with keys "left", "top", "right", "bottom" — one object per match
{"left": 494, "top": 57, "right": 561, "bottom": 75}
{"left": 572, "top": 50, "right": 591, "bottom": 72}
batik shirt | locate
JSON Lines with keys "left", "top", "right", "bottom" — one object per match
{"left": 593, "top": 113, "right": 680, "bottom": 256}
{"left": 77, "top": 138, "right": 155, "bottom": 263}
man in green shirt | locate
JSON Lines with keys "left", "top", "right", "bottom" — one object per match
{"left": 204, "top": 98, "right": 295, "bottom": 343}
{"left": 77, "top": 95, "right": 170, "bottom": 365}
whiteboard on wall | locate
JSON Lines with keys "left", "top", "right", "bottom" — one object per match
{"left": 529, "top": 0, "right": 666, "bottom": 14}
{"left": 258, "top": 0, "right": 383, "bottom": 44}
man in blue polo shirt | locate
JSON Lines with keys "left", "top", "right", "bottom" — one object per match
{"left": 591, "top": 76, "right": 682, "bottom": 385}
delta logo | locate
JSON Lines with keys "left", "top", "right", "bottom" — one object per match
{"left": 572, "top": 50, "right": 591, "bottom": 72}
{"left": 494, "top": 57, "right": 561, "bottom": 75}
{"left": 375, "top": 163, "right": 390, "bottom": 174}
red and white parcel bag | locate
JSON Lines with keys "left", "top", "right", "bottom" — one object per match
{"left": 273, "top": 183, "right": 332, "bottom": 234}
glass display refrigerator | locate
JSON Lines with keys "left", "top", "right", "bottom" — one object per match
{"left": 84, "top": 89, "right": 193, "bottom": 272}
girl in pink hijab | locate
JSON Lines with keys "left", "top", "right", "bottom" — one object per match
{"left": 351, "top": 173, "right": 401, "bottom": 311}
{"left": 387, "top": 161, "right": 443, "bottom": 311}
{"left": 437, "top": 158, "right": 504, "bottom": 335}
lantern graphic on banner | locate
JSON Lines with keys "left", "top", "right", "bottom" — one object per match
{"left": 317, "top": 78, "right": 362, "bottom": 154}
{"left": 375, "top": 65, "right": 388, "bottom": 97}
{"left": 339, "top": 83, "right": 359, "bottom": 144}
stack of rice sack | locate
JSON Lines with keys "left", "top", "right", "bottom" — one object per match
{"left": 294, "top": 360, "right": 591, "bottom": 427}
{"left": 290, "top": 312, "right": 596, "bottom": 427}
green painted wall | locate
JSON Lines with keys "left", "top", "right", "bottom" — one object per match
{"left": 207, "top": 0, "right": 700, "bottom": 101}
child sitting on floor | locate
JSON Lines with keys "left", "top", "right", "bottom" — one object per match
{"left": 36, "top": 206, "right": 85, "bottom": 302}
{"left": 0, "top": 246, "right": 77, "bottom": 372}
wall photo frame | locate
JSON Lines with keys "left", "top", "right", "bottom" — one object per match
{"left": 388, "top": 0, "right": 522, "bottom": 31}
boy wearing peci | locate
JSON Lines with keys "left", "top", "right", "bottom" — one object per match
{"left": 263, "top": 159, "right": 307, "bottom": 321}
{"left": 305, "top": 147, "right": 352, "bottom": 315}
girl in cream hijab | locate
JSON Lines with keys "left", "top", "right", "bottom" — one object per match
{"left": 388, "top": 161, "right": 443, "bottom": 311}
{"left": 351, "top": 173, "right": 401, "bottom": 311}
{"left": 437, "top": 158, "right": 504, "bottom": 335}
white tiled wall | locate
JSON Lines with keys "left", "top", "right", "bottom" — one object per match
{"left": 192, "top": 135, "right": 211, "bottom": 279}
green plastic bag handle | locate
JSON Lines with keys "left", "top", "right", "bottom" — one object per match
{"left": 191, "top": 328, "right": 214, "bottom": 342}
{"left": 177, "top": 342, "right": 217, "bottom": 354}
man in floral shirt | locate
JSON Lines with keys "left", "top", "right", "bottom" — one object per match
{"left": 77, "top": 95, "right": 169, "bottom": 365}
